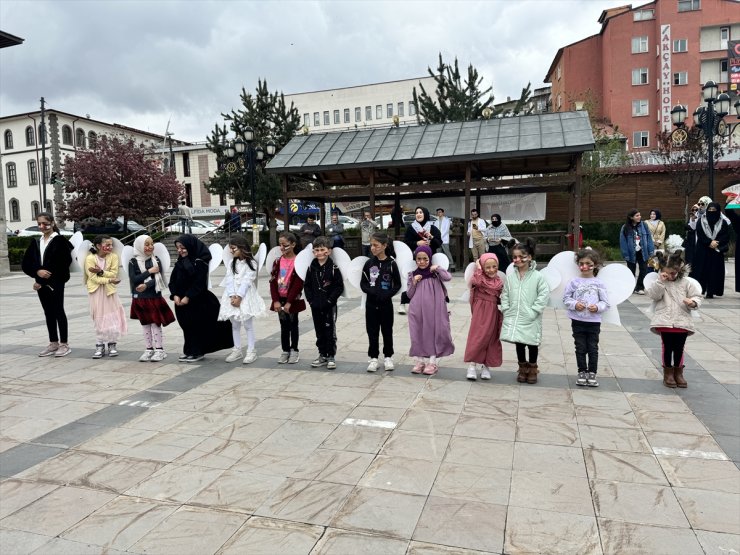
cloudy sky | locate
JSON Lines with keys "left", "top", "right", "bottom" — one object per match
{"left": 1, "top": 0, "right": 646, "bottom": 142}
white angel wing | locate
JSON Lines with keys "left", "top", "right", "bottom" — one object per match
{"left": 153, "top": 242, "right": 170, "bottom": 272}
{"left": 208, "top": 243, "right": 224, "bottom": 274}
{"left": 598, "top": 263, "right": 638, "bottom": 326}
{"left": 543, "top": 251, "right": 580, "bottom": 308}
{"left": 76, "top": 240, "right": 91, "bottom": 273}
{"left": 393, "top": 241, "right": 414, "bottom": 293}
{"left": 432, "top": 252, "right": 449, "bottom": 271}
{"left": 459, "top": 262, "right": 477, "bottom": 302}
{"left": 347, "top": 255, "right": 369, "bottom": 309}
{"left": 121, "top": 246, "right": 134, "bottom": 278}
{"left": 112, "top": 238, "right": 126, "bottom": 274}
{"left": 69, "top": 232, "right": 84, "bottom": 273}
{"left": 331, "top": 247, "right": 353, "bottom": 298}
{"left": 222, "top": 244, "right": 234, "bottom": 270}
{"left": 264, "top": 246, "right": 281, "bottom": 278}
{"left": 539, "top": 266, "right": 562, "bottom": 291}
{"left": 294, "top": 246, "right": 314, "bottom": 281}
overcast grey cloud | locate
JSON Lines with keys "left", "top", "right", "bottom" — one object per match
{"left": 0, "top": 0, "right": 642, "bottom": 142}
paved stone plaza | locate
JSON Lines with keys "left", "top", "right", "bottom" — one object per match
{"left": 0, "top": 261, "right": 738, "bottom": 555}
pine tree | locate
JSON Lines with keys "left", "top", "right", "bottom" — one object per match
{"left": 412, "top": 53, "right": 532, "bottom": 124}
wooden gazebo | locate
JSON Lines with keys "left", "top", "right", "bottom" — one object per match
{"left": 267, "top": 111, "right": 595, "bottom": 265}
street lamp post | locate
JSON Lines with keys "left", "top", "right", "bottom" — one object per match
{"left": 670, "top": 80, "right": 740, "bottom": 200}
{"left": 224, "top": 126, "right": 276, "bottom": 245}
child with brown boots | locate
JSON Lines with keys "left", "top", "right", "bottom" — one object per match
{"left": 645, "top": 251, "right": 702, "bottom": 388}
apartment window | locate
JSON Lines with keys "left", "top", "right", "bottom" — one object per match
{"left": 9, "top": 199, "right": 19, "bottom": 221}
{"left": 387, "top": 104, "right": 393, "bottom": 118}
{"left": 557, "top": 65, "right": 562, "bottom": 80}
{"left": 720, "top": 59, "right": 728, "bottom": 83}
{"left": 398, "top": 102, "right": 404, "bottom": 117}
{"left": 355, "top": 107, "right": 361, "bottom": 122}
{"left": 720, "top": 27, "right": 729, "bottom": 49}
{"left": 303, "top": 113, "right": 309, "bottom": 126}
{"left": 632, "top": 68, "right": 649, "bottom": 85}
{"left": 333, "top": 110, "right": 340, "bottom": 124}
{"left": 632, "top": 99, "right": 649, "bottom": 116}
{"left": 182, "top": 152, "right": 191, "bottom": 177}
{"left": 76, "top": 128, "right": 85, "bottom": 148}
{"left": 677, "top": 0, "right": 700, "bottom": 12}
{"left": 673, "top": 38, "right": 688, "bottom": 52}
{"left": 28, "top": 160, "right": 38, "bottom": 186}
{"left": 557, "top": 94, "right": 562, "bottom": 110}
{"left": 409, "top": 101, "right": 416, "bottom": 116}
{"left": 323, "top": 111, "right": 329, "bottom": 125}
{"left": 6, "top": 162, "right": 17, "bottom": 187}
{"left": 43, "top": 159, "right": 49, "bottom": 184}
{"left": 62, "top": 125, "right": 72, "bottom": 145}
{"left": 45, "top": 200, "right": 52, "bottom": 214}
{"left": 633, "top": 131, "right": 649, "bottom": 148}
{"left": 376, "top": 105, "right": 382, "bottom": 119}
{"left": 633, "top": 9, "right": 654, "bottom": 20}
{"left": 3, "top": 130, "right": 12, "bottom": 149}
{"left": 344, "top": 108, "right": 350, "bottom": 123}
{"left": 88, "top": 131, "right": 97, "bottom": 149}
{"left": 314, "top": 112, "right": 320, "bottom": 126}
{"left": 25, "top": 126, "right": 35, "bottom": 146}
{"left": 631, "top": 36, "right": 648, "bottom": 53}
{"left": 31, "top": 201, "right": 40, "bottom": 219}
{"left": 673, "top": 71, "right": 688, "bottom": 85}
{"left": 365, "top": 106, "right": 372, "bottom": 120}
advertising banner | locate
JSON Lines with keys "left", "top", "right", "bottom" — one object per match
{"left": 729, "top": 40, "right": 740, "bottom": 91}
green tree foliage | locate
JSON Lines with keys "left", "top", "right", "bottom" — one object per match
{"left": 205, "top": 79, "right": 301, "bottom": 230}
{"left": 412, "top": 53, "right": 533, "bottom": 124}
{"left": 60, "top": 136, "right": 182, "bottom": 230}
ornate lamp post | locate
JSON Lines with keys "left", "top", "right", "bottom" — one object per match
{"left": 671, "top": 80, "right": 740, "bottom": 199}
{"left": 224, "top": 126, "right": 276, "bottom": 245}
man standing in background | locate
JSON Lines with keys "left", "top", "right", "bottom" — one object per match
{"left": 434, "top": 208, "right": 455, "bottom": 271}
{"left": 179, "top": 201, "right": 192, "bottom": 234}
{"left": 467, "top": 208, "right": 487, "bottom": 262}
{"left": 360, "top": 210, "right": 379, "bottom": 257}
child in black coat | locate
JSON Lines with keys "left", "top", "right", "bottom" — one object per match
{"left": 304, "top": 236, "right": 344, "bottom": 369}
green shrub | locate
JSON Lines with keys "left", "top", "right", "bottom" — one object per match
{"left": 9, "top": 247, "right": 26, "bottom": 265}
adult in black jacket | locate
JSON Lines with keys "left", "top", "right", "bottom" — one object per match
{"left": 21, "top": 212, "right": 74, "bottom": 357}
{"left": 304, "top": 237, "right": 344, "bottom": 367}
{"left": 169, "top": 235, "right": 232, "bottom": 362}
{"left": 690, "top": 202, "right": 730, "bottom": 298}
{"left": 400, "top": 206, "right": 442, "bottom": 313}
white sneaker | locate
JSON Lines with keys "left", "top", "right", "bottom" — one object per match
{"left": 288, "top": 350, "right": 300, "bottom": 364}
{"left": 326, "top": 357, "right": 336, "bottom": 370}
{"left": 367, "top": 358, "right": 379, "bottom": 372}
{"left": 278, "top": 351, "right": 290, "bottom": 364}
{"left": 139, "top": 349, "right": 154, "bottom": 362}
{"left": 311, "top": 356, "right": 328, "bottom": 367}
{"left": 92, "top": 344, "right": 105, "bottom": 359}
{"left": 384, "top": 357, "right": 395, "bottom": 371}
{"left": 243, "top": 350, "right": 257, "bottom": 364}
{"left": 150, "top": 349, "right": 167, "bottom": 362}
{"left": 466, "top": 365, "right": 477, "bottom": 381}
{"left": 398, "top": 304, "right": 407, "bottom": 315}
{"left": 480, "top": 366, "right": 491, "bottom": 380}
{"left": 225, "top": 347, "right": 244, "bottom": 363}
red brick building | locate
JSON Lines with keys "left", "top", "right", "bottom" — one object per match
{"left": 545, "top": 0, "right": 739, "bottom": 152}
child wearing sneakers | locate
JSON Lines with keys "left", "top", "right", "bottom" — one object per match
{"left": 562, "top": 249, "right": 610, "bottom": 387}
{"left": 361, "top": 233, "right": 402, "bottom": 372}
{"left": 128, "top": 235, "right": 175, "bottom": 362}
{"left": 269, "top": 232, "right": 306, "bottom": 364}
{"left": 304, "top": 236, "right": 344, "bottom": 370}
{"left": 83, "top": 235, "right": 128, "bottom": 358}
{"left": 218, "top": 235, "right": 265, "bottom": 364}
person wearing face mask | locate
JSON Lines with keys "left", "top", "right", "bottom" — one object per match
{"left": 684, "top": 204, "right": 700, "bottom": 265}
{"left": 484, "top": 214, "right": 512, "bottom": 272}
{"left": 690, "top": 202, "right": 730, "bottom": 299}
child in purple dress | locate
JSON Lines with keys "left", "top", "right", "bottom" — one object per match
{"left": 407, "top": 245, "right": 454, "bottom": 375}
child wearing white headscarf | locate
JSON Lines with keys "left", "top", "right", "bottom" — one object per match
{"left": 128, "top": 235, "right": 175, "bottom": 362}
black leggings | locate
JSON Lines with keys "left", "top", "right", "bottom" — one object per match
{"left": 37, "top": 284, "right": 68, "bottom": 343}
{"left": 661, "top": 331, "right": 689, "bottom": 367}
{"left": 515, "top": 343, "right": 539, "bottom": 364}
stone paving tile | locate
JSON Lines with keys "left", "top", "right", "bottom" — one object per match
{"left": 510, "top": 469, "right": 595, "bottom": 516}
{"left": 657, "top": 455, "right": 740, "bottom": 492}
{"left": 597, "top": 518, "right": 704, "bottom": 555}
{"left": 583, "top": 449, "right": 668, "bottom": 485}
{"left": 693, "top": 530, "right": 740, "bottom": 555}
{"left": 0, "top": 479, "right": 58, "bottom": 519}
{"left": 255, "top": 478, "right": 354, "bottom": 526}
{"left": 429, "top": 462, "right": 510, "bottom": 505}
{"left": 0, "top": 529, "right": 51, "bottom": 554}
{"left": 591, "top": 480, "right": 690, "bottom": 528}
{"left": 311, "top": 528, "right": 409, "bottom": 555}
{"left": 358, "top": 455, "right": 440, "bottom": 495}
{"left": 673, "top": 487, "right": 740, "bottom": 534}
{"left": 505, "top": 506, "right": 602, "bottom": 555}
{"left": 217, "top": 516, "right": 323, "bottom": 555}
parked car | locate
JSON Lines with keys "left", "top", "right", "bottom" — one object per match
{"left": 242, "top": 218, "right": 266, "bottom": 232}
{"left": 327, "top": 215, "right": 360, "bottom": 230}
{"left": 17, "top": 226, "right": 74, "bottom": 237}
{"left": 165, "top": 220, "right": 219, "bottom": 235}
{"left": 115, "top": 217, "right": 146, "bottom": 232}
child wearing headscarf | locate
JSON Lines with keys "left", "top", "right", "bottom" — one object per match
{"left": 464, "top": 253, "right": 504, "bottom": 381}
{"left": 128, "top": 235, "right": 175, "bottom": 362}
{"left": 400, "top": 206, "right": 443, "bottom": 314}
{"left": 407, "top": 244, "right": 454, "bottom": 375}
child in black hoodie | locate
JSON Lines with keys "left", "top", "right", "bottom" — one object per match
{"left": 304, "top": 236, "right": 344, "bottom": 370}
{"left": 361, "top": 232, "right": 402, "bottom": 372}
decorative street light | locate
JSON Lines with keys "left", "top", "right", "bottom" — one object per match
{"left": 670, "top": 80, "right": 740, "bottom": 200}
{"left": 223, "top": 126, "right": 277, "bottom": 245}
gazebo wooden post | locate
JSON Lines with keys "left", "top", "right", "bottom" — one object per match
{"left": 282, "top": 175, "right": 290, "bottom": 235}
{"left": 320, "top": 195, "right": 326, "bottom": 233}
{"left": 573, "top": 157, "right": 582, "bottom": 250}
{"left": 464, "top": 164, "right": 472, "bottom": 268}
{"left": 369, "top": 171, "right": 375, "bottom": 218}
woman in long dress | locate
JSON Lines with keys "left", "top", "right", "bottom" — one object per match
{"left": 690, "top": 202, "right": 730, "bottom": 299}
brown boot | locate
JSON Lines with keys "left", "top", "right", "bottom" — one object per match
{"left": 663, "top": 366, "right": 677, "bottom": 388}
{"left": 527, "top": 363, "right": 539, "bottom": 384}
{"left": 517, "top": 362, "right": 528, "bottom": 383}
{"left": 674, "top": 366, "right": 687, "bottom": 388}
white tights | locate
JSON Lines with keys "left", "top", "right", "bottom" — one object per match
{"left": 142, "top": 324, "right": 163, "bottom": 349}
{"left": 231, "top": 318, "right": 255, "bottom": 351}
{"left": 415, "top": 355, "right": 438, "bottom": 364}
